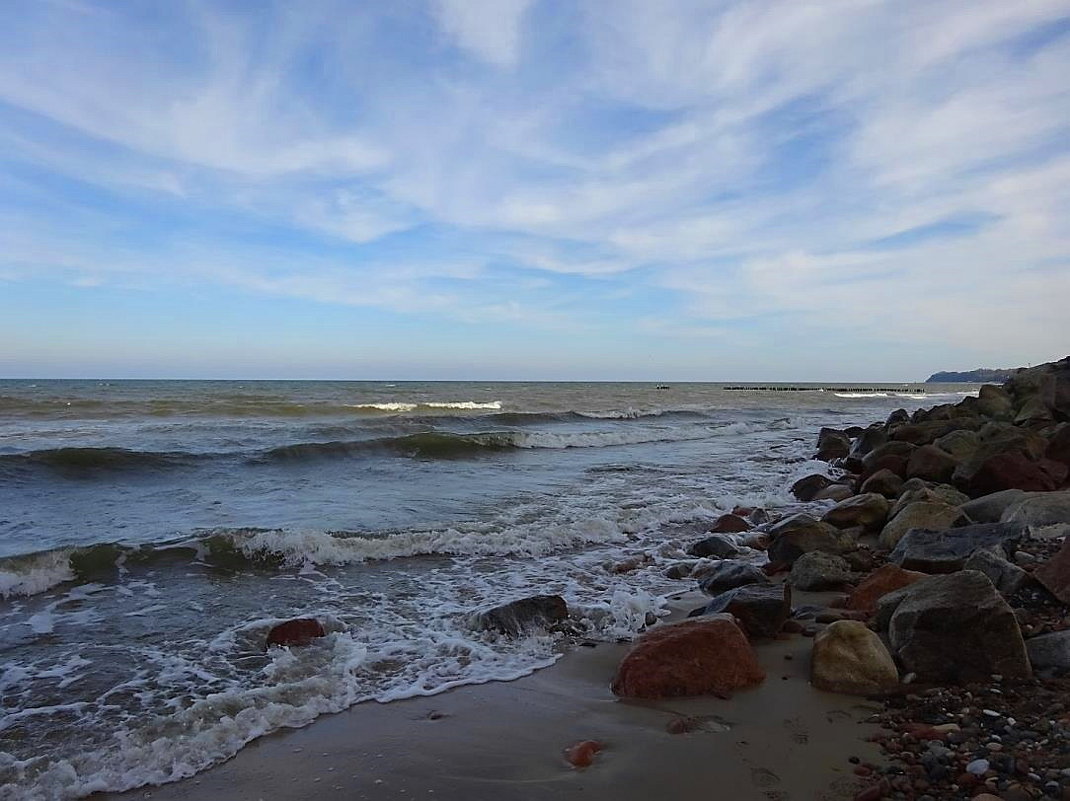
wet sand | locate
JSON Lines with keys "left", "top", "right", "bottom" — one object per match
{"left": 108, "top": 591, "right": 882, "bottom": 801}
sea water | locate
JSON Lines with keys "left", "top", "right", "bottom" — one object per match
{"left": 0, "top": 379, "right": 977, "bottom": 798}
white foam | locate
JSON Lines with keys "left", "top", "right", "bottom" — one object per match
{"left": 347, "top": 400, "right": 502, "bottom": 412}
{"left": 0, "top": 551, "right": 74, "bottom": 599}
{"left": 424, "top": 401, "right": 502, "bottom": 410}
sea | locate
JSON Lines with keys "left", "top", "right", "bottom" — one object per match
{"left": 0, "top": 379, "right": 979, "bottom": 799}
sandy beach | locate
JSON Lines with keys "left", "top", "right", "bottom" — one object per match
{"left": 107, "top": 591, "right": 882, "bottom": 801}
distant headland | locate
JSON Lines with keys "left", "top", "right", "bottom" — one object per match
{"left": 925, "top": 367, "right": 1018, "bottom": 383}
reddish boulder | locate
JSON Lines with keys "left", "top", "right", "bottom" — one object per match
{"left": 966, "top": 451, "right": 1066, "bottom": 496}
{"left": 710, "top": 513, "right": 751, "bottom": 533}
{"left": 611, "top": 616, "right": 765, "bottom": 698}
{"left": 1035, "top": 537, "right": 1070, "bottom": 604}
{"left": 266, "top": 618, "right": 326, "bottom": 648}
{"left": 845, "top": 564, "right": 926, "bottom": 615}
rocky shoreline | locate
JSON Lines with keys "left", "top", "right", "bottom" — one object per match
{"left": 258, "top": 356, "right": 1069, "bottom": 800}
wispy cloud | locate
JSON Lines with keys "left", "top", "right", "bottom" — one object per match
{"left": 0, "top": 0, "right": 1067, "bottom": 377}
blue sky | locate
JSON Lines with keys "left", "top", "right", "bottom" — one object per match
{"left": 0, "top": 0, "right": 1068, "bottom": 381}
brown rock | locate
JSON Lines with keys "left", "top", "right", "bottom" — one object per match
{"left": 766, "top": 514, "right": 855, "bottom": 565}
{"left": 812, "top": 483, "right": 856, "bottom": 502}
{"left": 845, "top": 564, "right": 927, "bottom": 615}
{"left": 266, "top": 618, "right": 326, "bottom": 648}
{"left": 906, "top": 444, "right": 959, "bottom": 484}
{"left": 611, "top": 616, "right": 765, "bottom": 698}
{"left": 878, "top": 501, "right": 966, "bottom": 550}
{"left": 474, "top": 595, "right": 568, "bottom": 636}
{"left": 564, "top": 740, "right": 603, "bottom": 768}
{"left": 710, "top": 513, "right": 751, "bottom": 533}
{"left": 967, "top": 451, "right": 1066, "bottom": 496}
{"left": 811, "top": 620, "right": 899, "bottom": 696}
{"left": 822, "top": 493, "right": 890, "bottom": 532}
{"left": 860, "top": 469, "right": 904, "bottom": 498}
{"left": 976, "top": 384, "right": 1015, "bottom": 420}
{"left": 1046, "top": 424, "right": 1070, "bottom": 469}
{"left": 791, "top": 473, "right": 832, "bottom": 501}
{"left": 816, "top": 427, "right": 851, "bottom": 462}
{"left": 1034, "top": 536, "right": 1070, "bottom": 604}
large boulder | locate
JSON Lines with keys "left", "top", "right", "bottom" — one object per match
{"left": 861, "top": 441, "right": 916, "bottom": 479}
{"left": 860, "top": 469, "right": 904, "bottom": 499}
{"left": 933, "top": 429, "right": 982, "bottom": 461}
{"left": 790, "top": 473, "right": 832, "bottom": 502}
{"left": 687, "top": 534, "right": 743, "bottom": 559}
{"left": 690, "top": 583, "right": 790, "bottom": 639}
{"left": 812, "top": 483, "right": 855, "bottom": 502}
{"left": 844, "top": 564, "right": 926, "bottom": 615}
{"left": 789, "top": 551, "right": 854, "bottom": 591}
{"left": 474, "top": 595, "right": 569, "bottom": 636}
{"left": 888, "top": 522, "right": 1026, "bottom": 573}
{"left": 878, "top": 502, "right": 967, "bottom": 550}
{"left": 1046, "top": 425, "right": 1070, "bottom": 470}
{"left": 960, "top": 489, "right": 1029, "bottom": 524}
{"left": 765, "top": 514, "right": 855, "bottom": 565}
{"left": 266, "top": 618, "right": 326, "bottom": 648}
{"left": 1034, "top": 537, "right": 1070, "bottom": 604}
{"left": 1000, "top": 490, "right": 1070, "bottom": 527}
{"left": 697, "top": 560, "right": 768, "bottom": 595}
{"left": 889, "top": 480, "right": 969, "bottom": 518}
{"left": 963, "top": 451, "right": 1066, "bottom": 497}
{"left": 710, "top": 513, "right": 752, "bottom": 533}
{"left": 975, "top": 384, "right": 1015, "bottom": 421}
{"left": 611, "top": 616, "right": 765, "bottom": 698}
{"left": 822, "top": 493, "right": 890, "bottom": 532}
{"left": 906, "top": 444, "right": 959, "bottom": 484}
{"left": 887, "top": 571, "right": 1031, "bottom": 682}
{"left": 815, "top": 427, "right": 851, "bottom": 462}
{"left": 811, "top": 620, "right": 899, "bottom": 696}
{"left": 1025, "top": 630, "right": 1070, "bottom": 671}
{"left": 963, "top": 546, "right": 1029, "bottom": 595}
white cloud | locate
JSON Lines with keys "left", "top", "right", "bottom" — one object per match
{"left": 432, "top": 0, "right": 534, "bottom": 67}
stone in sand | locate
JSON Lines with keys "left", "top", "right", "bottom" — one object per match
{"left": 1025, "top": 630, "right": 1070, "bottom": 671}
{"left": 474, "top": 595, "right": 568, "bottom": 637}
{"left": 691, "top": 582, "right": 790, "bottom": 639}
{"left": 1000, "top": 490, "right": 1070, "bottom": 527}
{"left": 888, "top": 570, "right": 1031, "bottom": 682}
{"left": 564, "top": 740, "right": 603, "bottom": 768}
{"left": 266, "top": 618, "right": 326, "bottom": 648}
{"left": 822, "top": 493, "right": 890, "bottom": 532}
{"left": 810, "top": 620, "right": 898, "bottom": 696}
{"left": 963, "top": 545, "right": 1029, "bottom": 595}
{"left": 611, "top": 615, "right": 765, "bottom": 698}
{"left": 765, "top": 514, "right": 854, "bottom": 566}
{"left": 696, "top": 560, "right": 768, "bottom": 594}
{"left": 878, "top": 501, "right": 966, "bottom": 550}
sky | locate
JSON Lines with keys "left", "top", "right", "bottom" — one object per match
{"left": 0, "top": 0, "right": 1068, "bottom": 381}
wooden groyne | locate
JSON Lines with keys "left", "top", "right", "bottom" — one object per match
{"left": 722, "top": 386, "right": 926, "bottom": 393}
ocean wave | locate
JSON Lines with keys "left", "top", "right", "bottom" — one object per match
{"left": 0, "top": 447, "right": 194, "bottom": 476}
{"left": 345, "top": 400, "right": 503, "bottom": 412}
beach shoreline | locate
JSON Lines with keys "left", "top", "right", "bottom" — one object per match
{"left": 106, "top": 591, "right": 882, "bottom": 801}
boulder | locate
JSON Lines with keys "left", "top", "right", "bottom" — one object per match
{"left": 811, "top": 620, "right": 899, "bottom": 696}
{"left": 888, "top": 522, "right": 1026, "bottom": 573}
{"left": 906, "top": 444, "right": 959, "bottom": 484}
{"left": 474, "top": 595, "right": 568, "bottom": 636}
{"left": 889, "top": 481, "right": 969, "bottom": 518}
{"left": 765, "top": 514, "right": 855, "bottom": 565}
{"left": 697, "top": 560, "right": 769, "bottom": 595}
{"left": 1046, "top": 424, "right": 1070, "bottom": 469}
{"left": 878, "top": 502, "right": 967, "bottom": 550}
{"left": 975, "top": 384, "right": 1015, "bottom": 421}
{"left": 887, "top": 571, "right": 1031, "bottom": 682}
{"left": 1034, "top": 537, "right": 1070, "bottom": 604}
{"left": 611, "top": 616, "right": 765, "bottom": 698}
{"left": 933, "top": 429, "right": 982, "bottom": 461}
{"left": 815, "top": 427, "right": 851, "bottom": 462}
{"left": 1025, "top": 630, "right": 1070, "bottom": 671}
{"left": 710, "top": 513, "right": 751, "bottom": 533}
{"left": 1000, "top": 490, "right": 1070, "bottom": 527}
{"left": 960, "top": 489, "right": 1029, "bottom": 524}
{"left": 821, "top": 493, "right": 890, "bottom": 532}
{"left": 687, "top": 534, "right": 743, "bottom": 559}
{"left": 791, "top": 473, "right": 833, "bottom": 501}
{"left": 860, "top": 469, "right": 904, "bottom": 498}
{"left": 789, "top": 551, "right": 854, "bottom": 591}
{"left": 963, "top": 545, "right": 1029, "bottom": 595}
{"left": 690, "top": 583, "right": 790, "bottom": 639}
{"left": 963, "top": 451, "right": 1066, "bottom": 497}
{"left": 848, "top": 425, "right": 887, "bottom": 461}
{"left": 845, "top": 564, "right": 926, "bottom": 615}
{"left": 890, "top": 420, "right": 981, "bottom": 447}
{"left": 862, "top": 441, "right": 916, "bottom": 478}
{"left": 266, "top": 618, "right": 326, "bottom": 648}
{"left": 812, "top": 483, "right": 855, "bottom": 502}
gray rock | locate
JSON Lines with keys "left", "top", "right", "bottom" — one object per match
{"left": 686, "top": 534, "right": 743, "bottom": 559}
{"left": 815, "top": 427, "right": 851, "bottom": 461}
{"left": 812, "top": 483, "right": 855, "bottom": 502}
{"left": 789, "top": 551, "right": 854, "bottom": 591}
{"left": 975, "top": 384, "right": 1015, "bottom": 421}
{"left": 689, "top": 582, "right": 790, "bottom": 639}
{"left": 790, "top": 473, "right": 832, "bottom": 502}
{"left": 1025, "top": 630, "right": 1070, "bottom": 670}
{"left": 766, "top": 514, "right": 855, "bottom": 565}
{"left": 963, "top": 545, "right": 1029, "bottom": 595}
{"left": 934, "top": 429, "right": 982, "bottom": 461}
{"left": 879, "top": 502, "right": 967, "bottom": 550}
{"left": 889, "top": 522, "right": 1027, "bottom": 573}
{"left": 474, "top": 595, "right": 569, "bottom": 637}
{"left": 697, "top": 560, "right": 769, "bottom": 595}
{"left": 860, "top": 469, "right": 904, "bottom": 498}
{"left": 906, "top": 444, "right": 959, "bottom": 484}
{"left": 890, "top": 481, "right": 970, "bottom": 518}
{"left": 888, "top": 571, "right": 1032, "bottom": 682}
{"left": 1000, "top": 490, "right": 1070, "bottom": 527}
{"left": 960, "top": 489, "right": 1030, "bottom": 524}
